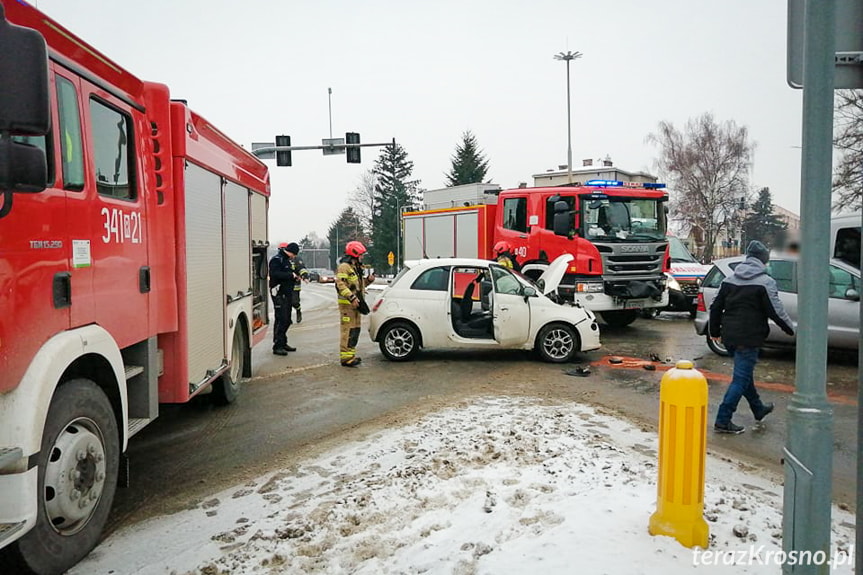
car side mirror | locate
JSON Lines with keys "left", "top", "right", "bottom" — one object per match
{"left": 845, "top": 288, "right": 860, "bottom": 302}
{"left": 522, "top": 286, "right": 537, "bottom": 301}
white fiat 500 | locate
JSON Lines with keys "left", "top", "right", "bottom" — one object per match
{"left": 368, "top": 254, "right": 601, "bottom": 362}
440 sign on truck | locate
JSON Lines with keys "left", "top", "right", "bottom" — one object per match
{"left": 402, "top": 181, "right": 672, "bottom": 327}
{"left": 0, "top": 2, "right": 272, "bottom": 573}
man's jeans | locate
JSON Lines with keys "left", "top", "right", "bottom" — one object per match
{"left": 715, "top": 345, "right": 767, "bottom": 425}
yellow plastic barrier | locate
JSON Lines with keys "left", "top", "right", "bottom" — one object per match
{"left": 648, "top": 360, "right": 709, "bottom": 548}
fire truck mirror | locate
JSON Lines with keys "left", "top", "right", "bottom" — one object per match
{"left": 0, "top": 6, "right": 50, "bottom": 136}
{"left": 553, "top": 201, "right": 573, "bottom": 238}
{"left": 0, "top": 138, "right": 47, "bottom": 193}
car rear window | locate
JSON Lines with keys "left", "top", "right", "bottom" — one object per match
{"left": 410, "top": 266, "right": 450, "bottom": 291}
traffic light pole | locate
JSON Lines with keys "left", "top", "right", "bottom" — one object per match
{"left": 250, "top": 141, "right": 392, "bottom": 158}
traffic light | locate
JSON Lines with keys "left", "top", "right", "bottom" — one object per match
{"left": 275, "top": 135, "right": 291, "bottom": 166}
{"left": 346, "top": 132, "right": 361, "bottom": 163}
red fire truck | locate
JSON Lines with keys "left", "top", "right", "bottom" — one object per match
{"left": 403, "top": 181, "right": 671, "bottom": 326}
{"left": 0, "top": 2, "right": 271, "bottom": 573}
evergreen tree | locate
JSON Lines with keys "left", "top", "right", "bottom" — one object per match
{"left": 741, "top": 187, "right": 787, "bottom": 249}
{"left": 371, "top": 143, "right": 421, "bottom": 271}
{"left": 445, "top": 130, "right": 490, "bottom": 186}
{"left": 326, "top": 207, "right": 366, "bottom": 269}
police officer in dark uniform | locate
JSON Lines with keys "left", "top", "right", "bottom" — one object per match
{"left": 269, "top": 242, "right": 300, "bottom": 355}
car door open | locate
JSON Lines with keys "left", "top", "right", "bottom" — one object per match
{"left": 491, "top": 265, "right": 530, "bottom": 346}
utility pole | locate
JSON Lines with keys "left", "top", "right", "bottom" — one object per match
{"left": 327, "top": 87, "right": 333, "bottom": 139}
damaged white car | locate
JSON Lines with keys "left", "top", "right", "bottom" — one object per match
{"left": 368, "top": 255, "right": 601, "bottom": 363}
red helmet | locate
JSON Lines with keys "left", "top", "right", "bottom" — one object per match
{"left": 345, "top": 240, "right": 367, "bottom": 258}
{"left": 493, "top": 240, "right": 511, "bottom": 255}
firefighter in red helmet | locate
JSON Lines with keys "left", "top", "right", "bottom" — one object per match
{"left": 492, "top": 240, "right": 521, "bottom": 272}
{"left": 335, "top": 241, "right": 375, "bottom": 366}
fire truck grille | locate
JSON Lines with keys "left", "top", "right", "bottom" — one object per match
{"left": 600, "top": 249, "right": 665, "bottom": 276}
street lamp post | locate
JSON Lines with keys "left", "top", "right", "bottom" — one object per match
{"left": 554, "top": 50, "right": 582, "bottom": 185}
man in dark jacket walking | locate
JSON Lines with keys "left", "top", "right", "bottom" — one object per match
{"left": 269, "top": 242, "right": 300, "bottom": 355}
{"left": 709, "top": 240, "right": 795, "bottom": 434}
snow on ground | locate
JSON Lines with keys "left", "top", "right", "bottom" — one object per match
{"left": 71, "top": 397, "right": 856, "bottom": 575}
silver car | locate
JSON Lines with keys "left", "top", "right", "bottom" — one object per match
{"left": 694, "top": 254, "right": 860, "bottom": 356}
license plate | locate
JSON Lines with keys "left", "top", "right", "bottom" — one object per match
{"left": 627, "top": 300, "right": 645, "bottom": 310}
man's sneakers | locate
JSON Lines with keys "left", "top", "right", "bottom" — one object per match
{"left": 714, "top": 421, "right": 745, "bottom": 434}
{"left": 341, "top": 357, "right": 362, "bottom": 368}
{"left": 296, "top": 310, "right": 303, "bottom": 324}
{"left": 754, "top": 402, "right": 774, "bottom": 422}
{"left": 272, "top": 348, "right": 288, "bottom": 356}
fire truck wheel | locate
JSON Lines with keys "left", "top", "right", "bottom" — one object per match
{"left": 379, "top": 321, "right": 420, "bottom": 361}
{"left": 536, "top": 323, "right": 579, "bottom": 363}
{"left": 1, "top": 379, "right": 119, "bottom": 575}
{"left": 213, "top": 327, "right": 246, "bottom": 405}
{"left": 599, "top": 309, "right": 639, "bottom": 328}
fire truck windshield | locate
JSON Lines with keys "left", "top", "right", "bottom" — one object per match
{"left": 582, "top": 198, "right": 666, "bottom": 242}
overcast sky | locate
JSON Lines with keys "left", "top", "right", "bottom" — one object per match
{"left": 35, "top": 0, "right": 804, "bottom": 245}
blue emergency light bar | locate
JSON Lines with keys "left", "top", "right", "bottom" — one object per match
{"left": 642, "top": 183, "right": 667, "bottom": 189}
{"left": 585, "top": 179, "right": 623, "bottom": 187}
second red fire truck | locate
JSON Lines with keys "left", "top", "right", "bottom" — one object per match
{"left": 0, "top": 2, "right": 270, "bottom": 573}
{"left": 403, "top": 181, "right": 671, "bottom": 326}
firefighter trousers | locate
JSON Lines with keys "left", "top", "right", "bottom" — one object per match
{"left": 339, "top": 304, "right": 361, "bottom": 362}
{"left": 272, "top": 291, "right": 293, "bottom": 350}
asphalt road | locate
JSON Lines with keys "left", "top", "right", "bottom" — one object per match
{"left": 105, "top": 283, "right": 859, "bottom": 536}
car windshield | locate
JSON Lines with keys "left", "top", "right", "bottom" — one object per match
{"left": 582, "top": 197, "right": 666, "bottom": 242}
{"left": 668, "top": 236, "right": 698, "bottom": 263}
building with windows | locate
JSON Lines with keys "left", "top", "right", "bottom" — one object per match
{"left": 532, "top": 157, "right": 657, "bottom": 187}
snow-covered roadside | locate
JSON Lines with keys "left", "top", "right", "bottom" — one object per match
{"left": 71, "top": 397, "right": 855, "bottom": 575}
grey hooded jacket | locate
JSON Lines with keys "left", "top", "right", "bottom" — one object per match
{"left": 708, "top": 256, "right": 795, "bottom": 348}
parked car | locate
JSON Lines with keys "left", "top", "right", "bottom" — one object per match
{"left": 317, "top": 269, "right": 336, "bottom": 283}
{"left": 694, "top": 254, "right": 860, "bottom": 355}
{"left": 368, "top": 254, "right": 601, "bottom": 363}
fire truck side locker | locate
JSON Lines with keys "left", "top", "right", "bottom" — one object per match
{"left": 402, "top": 205, "right": 495, "bottom": 260}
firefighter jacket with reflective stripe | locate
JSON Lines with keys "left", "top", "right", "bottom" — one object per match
{"left": 292, "top": 257, "right": 309, "bottom": 291}
{"left": 335, "top": 257, "right": 369, "bottom": 305}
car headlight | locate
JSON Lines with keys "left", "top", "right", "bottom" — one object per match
{"left": 667, "top": 277, "right": 681, "bottom": 292}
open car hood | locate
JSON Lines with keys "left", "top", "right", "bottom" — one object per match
{"left": 537, "top": 254, "right": 573, "bottom": 295}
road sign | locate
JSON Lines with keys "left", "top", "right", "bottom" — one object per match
{"left": 387, "top": 251, "right": 394, "bottom": 266}
{"left": 787, "top": 0, "right": 863, "bottom": 89}
{"left": 322, "top": 138, "right": 345, "bottom": 156}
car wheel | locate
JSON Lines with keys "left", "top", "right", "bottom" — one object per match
{"left": 379, "top": 321, "right": 420, "bottom": 361}
{"left": 536, "top": 323, "right": 579, "bottom": 363}
{"left": 0, "top": 379, "right": 119, "bottom": 575}
{"left": 706, "top": 335, "right": 730, "bottom": 356}
{"left": 213, "top": 325, "right": 246, "bottom": 405}
{"left": 600, "top": 309, "right": 639, "bottom": 328}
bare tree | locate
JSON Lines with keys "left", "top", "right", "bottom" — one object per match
{"left": 647, "top": 112, "right": 755, "bottom": 261}
{"left": 349, "top": 170, "right": 376, "bottom": 234}
{"left": 833, "top": 90, "right": 863, "bottom": 212}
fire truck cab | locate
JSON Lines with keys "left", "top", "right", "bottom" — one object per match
{"left": 0, "top": 3, "right": 270, "bottom": 573}
{"left": 496, "top": 181, "right": 670, "bottom": 326}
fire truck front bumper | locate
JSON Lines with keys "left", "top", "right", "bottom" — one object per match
{"left": 559, "top": 276, "right": 669, "bottom": 312}
{"left": 0, "top": 456, "right": 37, "bottom": 548}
